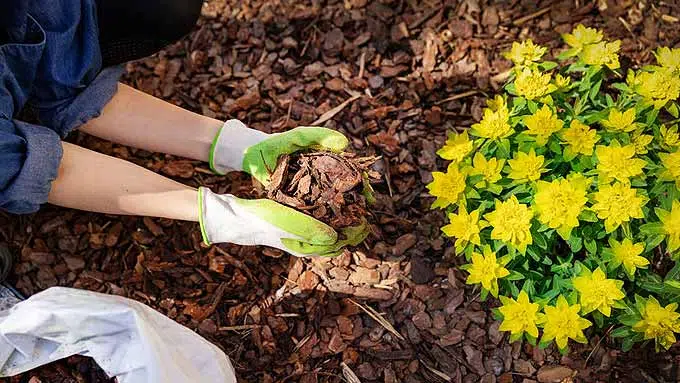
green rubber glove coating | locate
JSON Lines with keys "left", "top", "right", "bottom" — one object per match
{"left": 234, "top": 198, "right": 338, "bottom": 245}
{"left": 243, "top": 127, "right": 349, "bottom": 185}
{"left": 281, "top": 219, "right": 371, "bottom": 257}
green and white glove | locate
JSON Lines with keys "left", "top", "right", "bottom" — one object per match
{"left": 209, "top": 119, "right": 348, "bottom": 185}
{"left": 199, "top": 120, "right": 369, "bottom": 257}
{"left": 198, "top": 188, "right": 367, "bottom": 257}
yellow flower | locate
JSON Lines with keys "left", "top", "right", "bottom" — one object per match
{"left": 533, "top": 175, "right": 588, "bottom": 239}
{"left": 499, "top": 291, "right": 540, "bottom": 339}
{"left": 661, "top": 125, "right": 680, "bottom": 148}
{"left": 469, "top": 152, "right": 505, "bottom": 185}
{"left": 600, "top": 108, "right": 638, "bottom": 132}
{"left": 507, "top": 149, "right": 547, "bottom": 183}
{"left": 427, "top": 166, "right": 466, "bottom": 209}
{"left": 655, "top": 46, "right": 680, "bottom": 74}
{"left": 537, "top": 295, "right": 592, "bottom": 350}
{"left": 561, "top": 119, "right": 600, "bottom": 156}
{"left": 562, "top": 24, "right": 603, "bottom": 51}
{"left": 659, "top": 151, "right": 680, "bottom": 189}
{"left": 632, "top": 133, "right": 653, "bottom": 155}
{"left": 437, "top": 130, "right": 473, "bottom": 162}
{"left": 504, "top": 39, "right": 547, "bottom": 68}
{"left": 442, "top": 204, "right": 485, "bottom": 246}
{"left": 581, "top": 40, "right": 621, "bottom": 69}
{"left": 628, "top": 68, "right": 680, "bottom": 109}
{"left": 524, "top": 105, "right": 564, "bottom": 145}
{"left": 554, "top": 73, "right": 572, "bottom": 90}
{"left": 572, "top": 267, "right": 625, "bottom": 317}
{"left": 485, "top": 195, "right": 534, "bottom": 253}
{"left": 514, "top": 68, "right": 556, "bottom": 100}
{"left": 657, "top": 200, "right": 680, "bottom": 252}
{"left": 595, "top": 142, "right": 647, "bottom": 183}
{"left": 591, "top": 182, "right": 645, "bottom": 233}
{"left": 609, "top": 238, "right": 649, "bottom": 276}
{"left": 632, "top": 296, "right": 680, "bottom": 350}
{"left": 470, "top": 108, "right": 513, "bottom": 140}
{"left": 465, "top": 245, "right": 510, "bottom": 297}
{"left": 487, "top": 95, "right": 509, "bottom": 115}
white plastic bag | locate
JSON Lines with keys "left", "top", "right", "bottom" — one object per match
{"left": 0, "top": 287, "right": 237, "bottom": 382}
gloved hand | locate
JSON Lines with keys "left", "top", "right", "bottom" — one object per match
{"left": 209, "top": 119, "right": 349, "bottom": 185}
{"left": 201, "top": 120, "right": 369, "bottom": 257}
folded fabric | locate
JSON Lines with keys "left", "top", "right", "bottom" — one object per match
{"left": 0, "top": 287, "right": 237, "bottom": 382}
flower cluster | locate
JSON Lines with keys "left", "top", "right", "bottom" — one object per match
{"left": 429, "top": 25, "right": 680, "bottom": 353}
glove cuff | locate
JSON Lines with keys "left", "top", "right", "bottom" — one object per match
{"left": 209, "top": 119, "right": 269, "bottom": 175}
{"left": 198, "top": 187, "right": 211, "bottom": 245}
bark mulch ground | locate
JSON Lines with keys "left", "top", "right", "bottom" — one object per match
{"left": 2, "top": 0, "right": 680, "bottom": 382}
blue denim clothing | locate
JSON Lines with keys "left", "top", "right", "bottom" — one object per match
{"left": 0, "top": 0, "right": 123, "bottom": 214}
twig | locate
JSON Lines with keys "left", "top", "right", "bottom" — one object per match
{"left": 585, "top": 325, "right": 614, "bottom": 367}
{"left": 358, "top": 51, "right": 366, "bottom": 79}
{"left": 284, "top": 99, "right": 294, "bottom": 128}
{"left": 349, "top": 299, "right": 405, "bottom": 341}
{"left": 512, "top": 6, "right": 551, "bottom": 26}
{"left": 218, "top": 324, "right": 261, "bottom": 332}
{"left": 311, "top": 94, "right": 361, "bottom": 125}
{"left": 419, "top": 359, "right": 452, "bottom": 382}
{"left": 434, "top": 90, "right": 480, "bottom": 105}
{"left": 341, "top": 362, "right": 362, "bottom": 383}
{"left": 214, "top": 246, "right": 255, "bottom": 281}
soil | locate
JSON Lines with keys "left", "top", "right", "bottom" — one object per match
{"left": 266, "top": 151, "right": 377, "bottom": 230}
{"left": 2, "top": 1, "right": 680, "bottom": 383}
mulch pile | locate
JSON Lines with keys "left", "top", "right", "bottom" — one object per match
{"left": 266, "top": 152, "right": 377, "bottom": 230}
{"left": 2, "top": 0, "right": 680, "bottom": 382}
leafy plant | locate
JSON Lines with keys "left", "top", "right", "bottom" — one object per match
{"left": 428, "top": 24, "right": 680, "bottom": 353}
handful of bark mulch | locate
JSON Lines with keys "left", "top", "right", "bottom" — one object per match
{"left": 266, "top": 151, "right": 379, "bottom": 230}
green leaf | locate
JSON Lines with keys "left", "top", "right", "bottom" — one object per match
{"left": 539, "top": 61, "right": 558, "bottom": 71}
{"left": 617, "top": 313, "right": 641, "bottom": 327}
{"left": 668, "top": 102, "right": 680, "bottom": 119}
{"left": 584, "top": 239, "right": 597, "bottom": 255}
{"left": 621, "top": 337, "right": 635, "bottom": 352}
{"left": 593, "top": 311, "right": 605, "bottom": 328}
{"left": 557, "top": 48, "right": 580, "bottom": 60}
{"left": 579, "top": 210, "right": 598, "bottom": 223}
{"left": 610, "top": 326, "right": 633, "bottom": 338}
{"left": 589, "top": 79, "right": 603, "bottom": 102}
{"left": 665, "top": 261, "right": 680, "bottom": 281}
{"left": 528, "top": 100, "right": 539, "bottom": 114}
{"left": 639, "top": 222, "right": 665, "bottom": 235}
{"left": 497, "top": 139, "right": 511, "bottom": 159}
{"left": 567, "top": 235, "right": 583, "bottom": 253}
{"left": 507, "top": 270, "right": 525, "bottom": 281}
{"left": 645, "top": 234, "right": 665, "bottom": 252}
{"left": 534, "top": 231, "right": 548, "bottom": 250}
{"left": 646, "top": 108, "right": 660, "bottom": 125}
{"left": 663, "top": 280, "right": 680, "bottom": 295}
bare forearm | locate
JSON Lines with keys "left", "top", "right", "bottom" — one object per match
{"left": 79, "top": 83, "right": 223, "bottom": 161}
{"left": 48, "top": 142, "right": 199, "bottom": 221}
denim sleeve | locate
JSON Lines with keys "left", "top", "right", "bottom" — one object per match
{"left": 29, "top": 0, "right": 124, "bottom": 138}
{"left": 0, "top": 119, "right": 62, "bottom": 214}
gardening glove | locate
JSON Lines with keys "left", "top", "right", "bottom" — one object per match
{"left": 204, "top": 119, "right": 369, "bottom": 256}
{"left": 198, "top": 187, "right": 369, "bottom": 257}
{"left": 209, "top": 119, "right": 349, "bottom": 186}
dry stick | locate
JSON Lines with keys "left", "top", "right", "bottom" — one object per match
{"left": 349, "top": 299, "right": 405, "bottom": 341}
{"left": 218, "top": 324, "right": 261, "bottom": 332}
{"left": 585, "top": 325, "right": 614, "bottom": 367}
{"left": 433, "top": 90, "right": 480, "bottom": 105}
{"left": 358, "top": 50, "right": 366, "bottom": 79}
{"left": 512, "top": 6, "right": 551, "bottom": 26}
{"left": 311, "top": 94, "right": 361, "bottom": 125}
{"left": 340, "top": 362, "right": 362, "bottom": 383}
